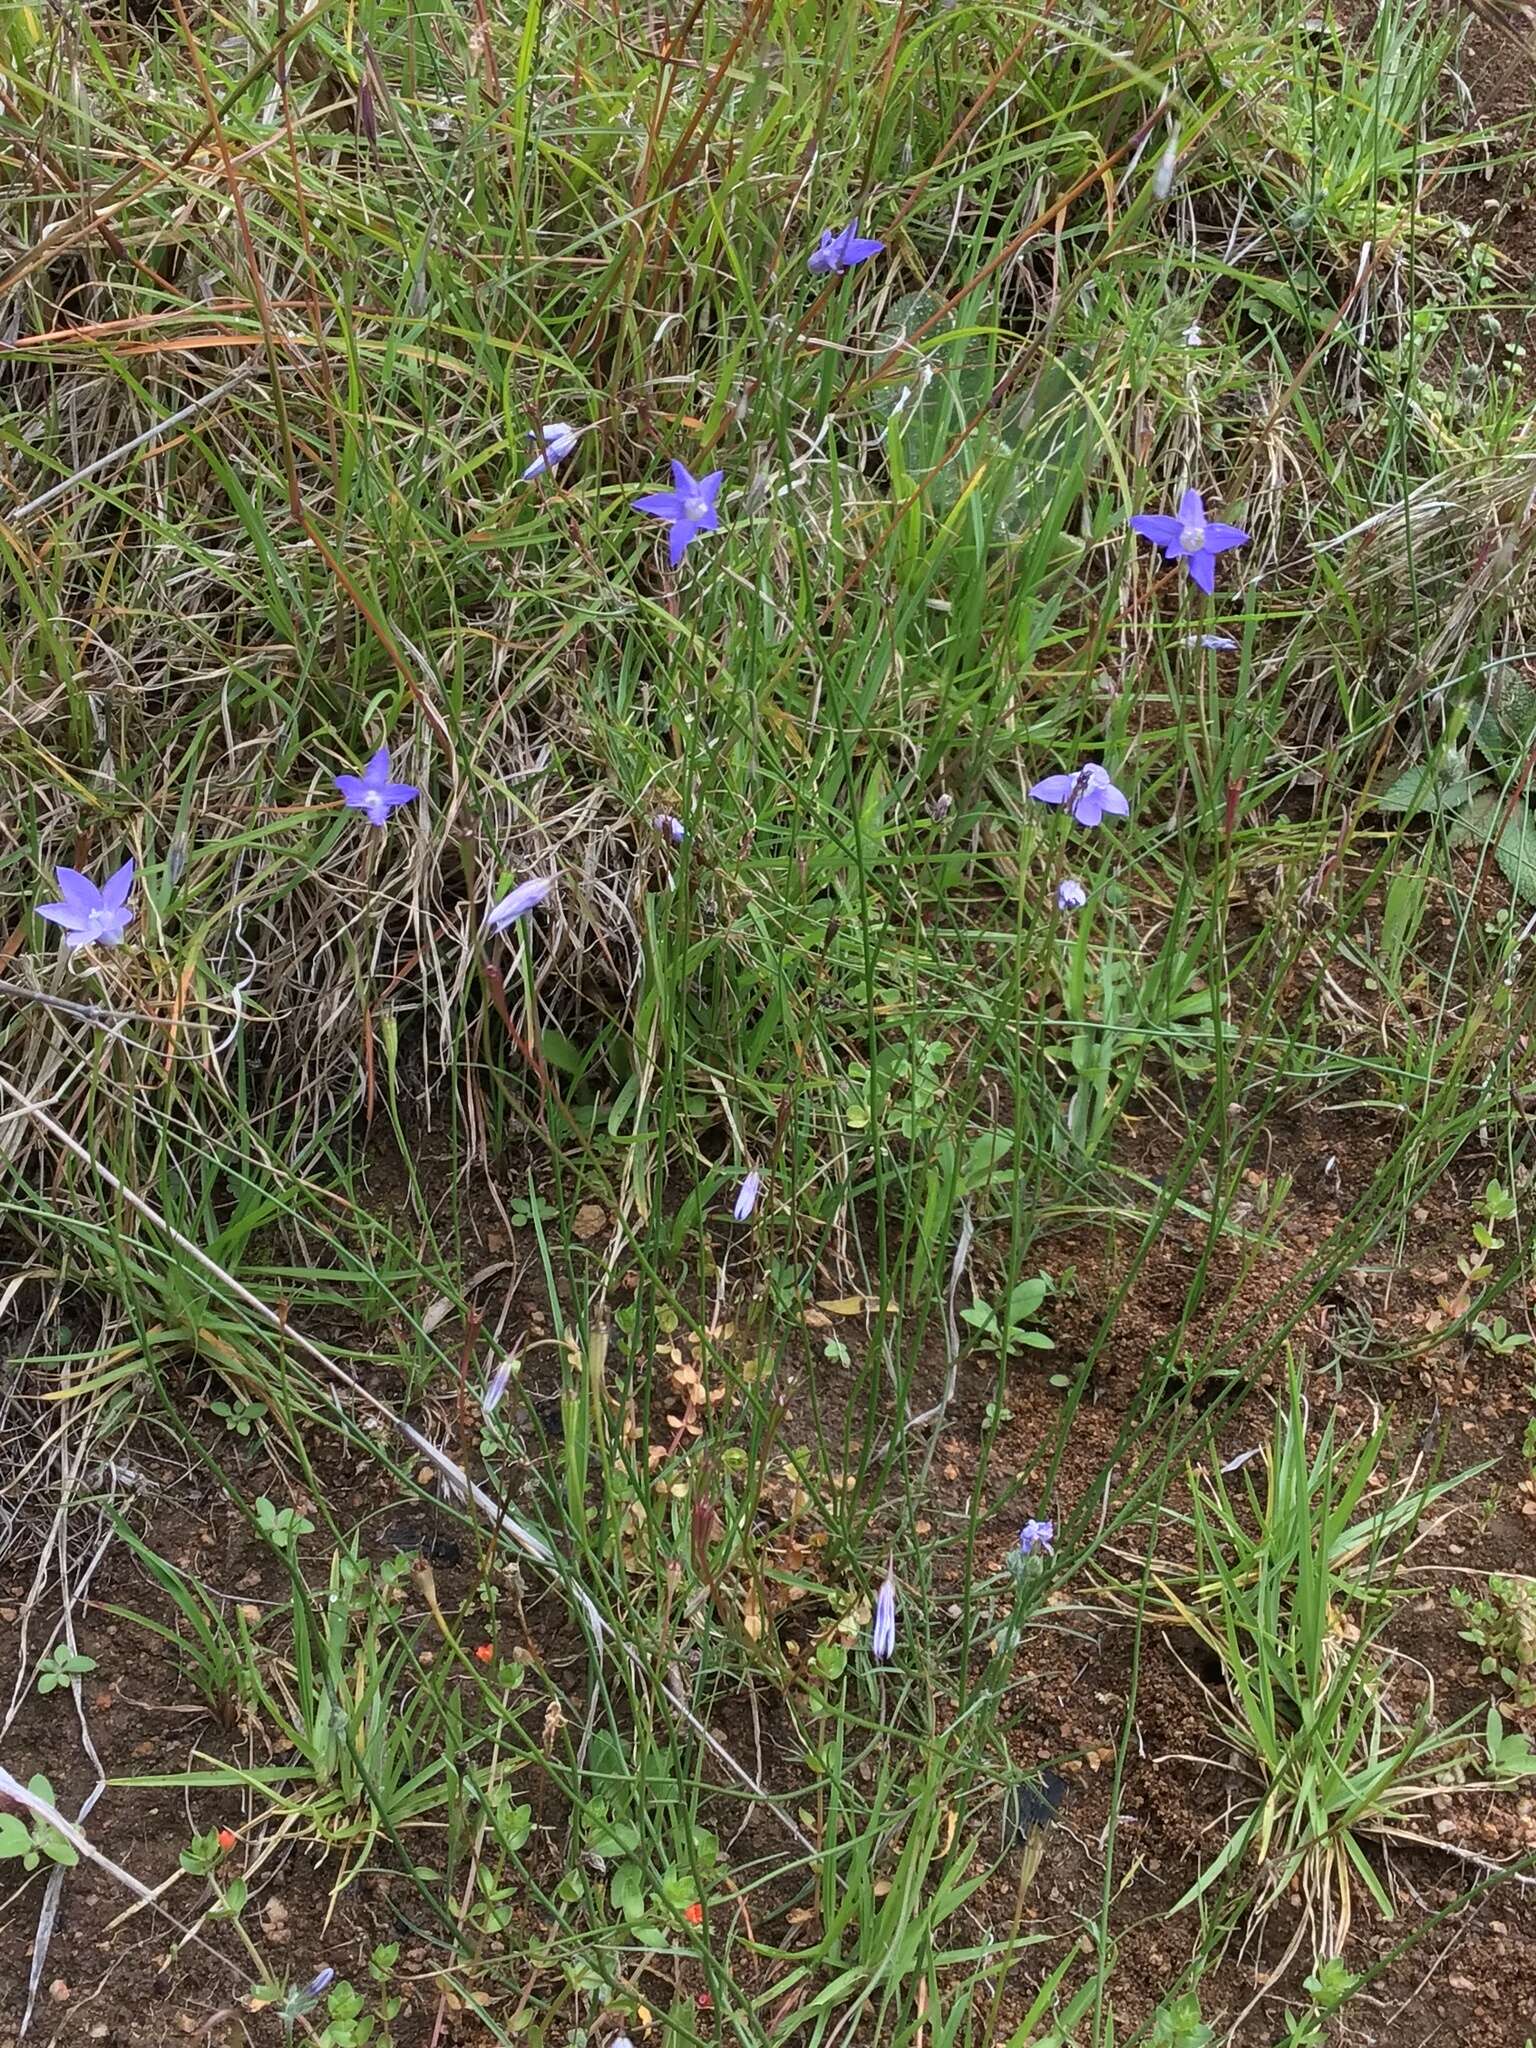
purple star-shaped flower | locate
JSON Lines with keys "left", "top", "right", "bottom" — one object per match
{"left": 486, "top": 875, "right": 556, "bottom": 932}
{"left": 36, "top": 861, "right": 135, "bottom": 950}
{"left": 633, "top": 460, "right": 724, "bottom": 568}
{"left": 1019, "top": 1519, "right": 1054, "bottom": 1557}
{"left": 1129, "top": 488, "right": 1249, "bottom": 595}
{"left": 521, "top": 423, "right": 580, "bottom": 482}
{"left": 334, "top": 746, "right": 419, "bottom": 828}
{"left": 1028, "top": 762, "right": 1130, "bottom": 829}
{"left": 808, "top": 218, "right": 885, "bottom": 276}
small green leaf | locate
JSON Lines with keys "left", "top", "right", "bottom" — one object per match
{"left": 1007, "top": 1277, "right": 1050, "bottom": 1317}
{"left": 499, "top": 1801, "right": 533, "bottom": 1853}
{"left": 815, "top": 1640, "right": 848, "bottom": 1680}
{"left": 610, "top": 1860, "right": 647, "bottom": 1922}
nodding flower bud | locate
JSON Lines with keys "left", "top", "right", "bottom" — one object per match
{"left": 486, "top": 875, "right": 556, "bottom": 931}
{"left": 871, "top": 1571, "right": 897, "bottom": 1661}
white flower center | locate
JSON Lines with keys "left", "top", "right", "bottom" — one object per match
{"left": 364, "top": 790, "right": 386, "bottom": 821}
{"left": 683, "top": 494, "right": 709, "bottom": 521}
{"left": 1179, "top": 521, "right": 1206, "bottom": 552}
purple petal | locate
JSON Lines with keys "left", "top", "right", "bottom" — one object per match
{"left": 1177, "top": 486, "right": 1205, "bottom": 525}
{"left": 35, "top": 901, "right": 85, "bottom": 930}
{"left": 1202, "top": 521, "right": 1249, "bottom": 552}
{"left": 364, "top": 745, "right": 391, "bottom": 785}
{"left": 1129, "top": 513, "right": 1182, "bottom": 550}
{"left": 670, "top": 459, "right": 698, "bottom": 494}
{"left": 733, "top": 1170, "right": 762, "bottom": 1221}
{"left": 668, "top": 519, "right": 699, "bottom": 567}
{"left": 383, "top": 780, "right": 419, "bottom": 806}
{"left": 634, "top": 490, "right": 684, "bottom": 519}
{"left": 101, "top": 859, "right": 135, "bottom": 910}
{"left": 1028, "top": 773, "right": 1077, "bottom": 805}
{"left": 1185, "top": 549, "right": 1217, "bottom": 595}
{"left": 53, "top": 867, "right": 99, "bottom": 913}
{"left": 1096, "top": 783, "right": 1130, "bottom": 819}
{"left": 1072, "top": 792, "right": 1106, "bottom": 827}
{"left": 695, "top": 470, "right": 725, "bottom": 512}
{"left": 334, "top": 774, "right": 368, "bottom": 806}
{"left": 842, "top": 232, "right": 885, "bottom": 264}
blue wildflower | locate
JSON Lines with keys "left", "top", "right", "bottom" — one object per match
{"left": 334, "top": 746, "right": 418, "bottom": 828}
{"left": 633, "top": 461, "right": 724, "bottom": 567}
{"left": 1056, "top": 878, "right": 1088, "bottom": 912}
{"left": 1019, "top": 1519, "right": 1054, "bottom": 1558}
{"left": 1028, "top": 763, "right": 1130, "bottom": 829}
{"left": 36, "top": 861, "right": 135, "bottom": 950}
{"left": 652, "top": 812, "right": 686, "bottom": 845}
{"left": 808, "top": 218, "right": 885, "bottom": 275}
{"left": 1130, "top": 488, "right": 1249, "bottom": 596}
{"left": 733, "top": 1171, "right": 762, "bottom": 1222}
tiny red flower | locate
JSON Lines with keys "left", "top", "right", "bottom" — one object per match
{"left": 216, "top": 1827, "right": 238, "bottom": 1852}
{"left": 473, "top": 1643, "right": 494, "bottom": 1665}
{"left": 683, "top": 1900, "right": 704, "bottom": 1925}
